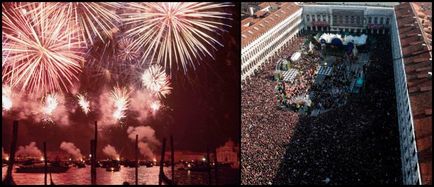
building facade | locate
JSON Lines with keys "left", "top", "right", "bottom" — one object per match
{"left": 241, "top": 2, "right": 432, "bottom": 185}
{"left": 216, "top": 140, "right": 239, "bottom": 168}
{"left": 302, "top": 4, "right": 395, "bottom": 34}
{"left": 392, "top": 2, "right": 432, "bottom": 185}
{"left": 241, "top": 2, "right": 303, "bottom": 83}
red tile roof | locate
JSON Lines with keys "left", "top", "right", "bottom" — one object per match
{"left": 395, "top": 2, "right": 432, "bottom": 185}
{"left": 241, "top": 2, "right": 300, "bottom": 48}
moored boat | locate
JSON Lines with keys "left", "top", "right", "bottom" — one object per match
{"left": 15, "top": 162, "right": 69, "bottom": 173}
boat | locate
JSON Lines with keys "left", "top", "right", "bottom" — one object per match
{"left": 105, "top": 161, "right": 121, "bottom": 172}
{"left": 175, "top": 163, "right": 187, "bottom": 171}
{"left": 105, "top": 164, "right": 120, "bottom": 172}
{"left": 188, "top": 163, "right": 209, "bottom": 172}
{"left": 145, "top": 162, "right": 153, "bottom": 168}
{"left": 16, "top": 162, "right": 69, "bottom": 173}
{"left": 75, "top": 161, "right": 86, "bottom": 168}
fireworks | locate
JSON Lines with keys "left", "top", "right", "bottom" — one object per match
{"left": 42, "top": 93, "right": 59, "bottom": 117}
{"left": 150, "top": 101, "right": 160, "bottom": 112}
{"left": 122, "top": 2, "right": 233, "bottom": 73}
{"left": 2, "top": 2, "right": 85, "bottom": 95}
{"left": 77, "top": 94, "right": 90, "bottom": 114}
{"left": 118, "top": 38, "right": 140, "bottom": 63}
{"left": 34, "top": 2, "right": 121, "bottom": 46}
{"left": 111, "top": 86, "right": 130, "bottom": 121}
{"left": 141, "top": 64, "right": 172, "bottom": 98}
{"left": 2, "top": 85, "right": 13, "bottom": 111}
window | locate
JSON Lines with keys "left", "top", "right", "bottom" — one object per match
{"left": 307, "top": 15, "right": 310, "bottom": 22}
{"left": 323, "top": 15, "right": 326, "bottom": 21}
{"left": 312, "top": 15, "right": 315, "bottom": 22}
{"left": 386, "top": 17, "right": 390, "bottom": 25}
{"left": 345, "top": 16, "right": 349, "bottom": 23}
{"left": 368, "top": 17, "right": 372, "bottom": 24}
{"left": 374, "top": 17, "right": 378, "bottom": 24}
{"left": 380, "top": 17, "right": 384, "bottom": 24}
{"left": 351, "top": 16, "right": 355, "bottom": 24}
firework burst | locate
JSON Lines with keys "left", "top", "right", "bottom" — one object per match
{"left": 122, "top": 2, "right": 233, "bottom": 73}
{"left": 141, "top": 64, "right": 172, "bottom": 98}
{"left": 111, "top": 86, "right": 130, "bottom": 121}
{"left": 2, "top": 85, "right": 13, "bottom": 111}
{"left": 118, "top": 38, "right": 141, "bottom": 63}
{"left": 32, "top": 2, "right": 121, "bottom": 46}
{"left": 42, "top": 93, "right": 59, "bottom": 121}
{"left": 77, "top": 94, "right": 90, "bottom": 114}
{"left": 150, "top": 101, "right": 160, "bottom": 112}
{"left": 2, "top": 2, "right": 85, "bottom": 95}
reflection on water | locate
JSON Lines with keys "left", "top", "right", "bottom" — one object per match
{"left": 2, "top": 166, "right": 239, "bottom": 185}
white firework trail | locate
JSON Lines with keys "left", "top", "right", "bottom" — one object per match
{"left": 122, "top": 2, "right": 233, "bottom": 73}
{"left": 141, "top": 64, "right": 172, "bottom": 98}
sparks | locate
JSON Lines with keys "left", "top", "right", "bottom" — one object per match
{"left": 2, "top": 85, "right": 13, "bottom": 111}
{"left": 2, "top": 2, "right": 85, "bottom": 95}
{"left": 141, "top": 64, "right": 172, "bottom": 98}
{"left": 150, "top": 101, "right": 160, "bottom": 112}
{"left": 43, "top": 94, "right": 59, "bottom": 116}
{"left": 33, "top": 2, "right": 121, "bottom": 46}
{"left": 122, "top": 2, "right": 233, "bottom": 73}
{"left": 118, "top": 38, "right": 140, "bottom": 63}
{"left": 111, "top": 86, "right": 130, "bottom": 121}
{"left": 77, "top": 94, "right": 90, "bottom": 114}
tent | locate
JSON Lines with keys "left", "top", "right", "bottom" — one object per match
{"left": 320, "top": 33, "right": 367, "bottom": 46}
{"left": 291, "top": 52, "right": 301, "bottom": 62}
{"left": 320, "top": 39, "right": 326, "bottom": 44}
{"left": 331, "top": 37, "right": 343, "bottom": 46}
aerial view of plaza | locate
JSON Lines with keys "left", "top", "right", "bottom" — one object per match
{"left": 241, "top": 2, "right": 431, "bottom": 185}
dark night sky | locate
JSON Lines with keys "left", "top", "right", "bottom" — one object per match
{"left": 2, "top": 4, "right": 240, "bottom": 160}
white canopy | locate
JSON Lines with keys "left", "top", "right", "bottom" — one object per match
{"left": 343, "top": 34, "right": 367, "bottom": 46}
{"left": 291, "top": 52, "right": 301, "bottom": 62}
{"left": 319, "top": 33, "right": 367, "bottom": 46}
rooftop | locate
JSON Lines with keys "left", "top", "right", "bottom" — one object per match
{"left": 241, "top": 2, "right": 300, "bottom": 48}
{"left": 395, "top": 2, "right": 432, "bottom": 185}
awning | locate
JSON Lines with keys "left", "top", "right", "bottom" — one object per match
{"left": 291, "top": 52, "right": 301, "bottom": 62}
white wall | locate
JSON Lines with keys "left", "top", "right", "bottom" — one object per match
{"left": 390, "top": 9, "right": 422, "bottom": 185}
{"left": 241, "top": 8, "right": 303, "bottom": 83}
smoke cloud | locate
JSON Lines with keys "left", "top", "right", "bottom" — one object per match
{"left": 138, "top": 142, "right": 154, "bottom": 160}
{"left": 60, "top": 141, "right": 83, "bottom": 160}
{"left": 102, "top": 144, "right": 120, "bottom": 160}
{"left": 5, "top": 90, "right": 71, "bottom": 126}
{"left": 129, "top": 89, "right": 155, "bottom": 121}
{"left": 127, "top": 126, "right": 160, "bottom": 160}
{"left": 127, "top": 126, "right": 160, "bottom": 146}
{"left": 16, "top": 142, "right": 42, "bottom": 158}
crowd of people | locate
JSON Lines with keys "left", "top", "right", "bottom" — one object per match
{"left": 241, "top": 33, "right": 402, "bottom": 185}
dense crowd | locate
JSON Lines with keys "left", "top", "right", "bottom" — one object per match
{"left": 241, "top": 33, "right": 402, "bottom": 185}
